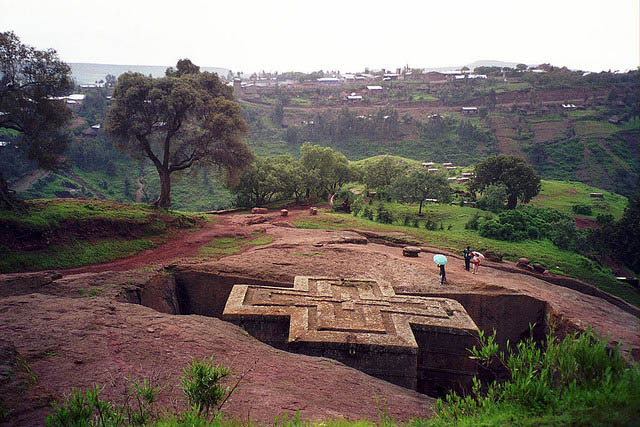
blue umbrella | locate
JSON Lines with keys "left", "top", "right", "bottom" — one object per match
{"left": 433, "top": 254, "right": 448, "bottom": 265}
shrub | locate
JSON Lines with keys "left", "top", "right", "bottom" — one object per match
{"left": 181, "top": 355, "right": 231, "bottom": 418}
{"left": 478, "top": 206, "right": 581, "bottom": 247}
{"left": 46, "top": 386, "right": 124, "bottom": 426}
{"left": 596, "top": 213, "right": 614, "bottom": 226}
{"left": 571, "top": 203, "right": 592, "bottom": 215}
{"left": 476, "top": 184, "right": 508, "bottom": 213}
{"left": 350, "top": 198, "right": 363, "bottom": 216}
{"left": 46, "top": 379, "right": 162, "bottom": 426}
{"left": 431, "top": 321, "right": 640, "bottom": 425}
{"left": 376, "top": 203, "right": 394, "bottom": 224}
{"left": 424, "top": 218, "right": 437, "bottom": 230}
{"left": 362, "top": 206, "right": 373, "bottom": 220}
{"left": 465, "top": 213, "right": 481, "bottom": 230}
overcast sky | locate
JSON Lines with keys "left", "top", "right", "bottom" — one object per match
{"left": 2, "top": 0, "right": 638, "bottom": 73}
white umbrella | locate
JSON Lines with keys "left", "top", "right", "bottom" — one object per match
{"left": 472, "top": 251, "right": 485, "bottom": 259}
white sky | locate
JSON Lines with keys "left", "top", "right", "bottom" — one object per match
{"left": 2, "top": 0, "right": 638, "bottom": 73}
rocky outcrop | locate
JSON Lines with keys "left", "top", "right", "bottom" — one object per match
{"left": 0, "top": 294, "right": 433, "bottom": 425}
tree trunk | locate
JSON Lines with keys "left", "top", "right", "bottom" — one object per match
{"left": 507, "top": 193, "right": 518, "bottom": 210}
{"left": 418, "top": 200, "right": 424, "bottom": 215}
{"left": 155, "top": 168, "right": 172, "bottom": 208}
{"left": 0, "top": 172, "right": 27, "bottom": 212}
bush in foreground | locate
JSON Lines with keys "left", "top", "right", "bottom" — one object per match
{"left": 422, "top": 322, "right": 640, "bottom": 426}
{"left": 45, "top": 355, "right": 233, "bottom": 426}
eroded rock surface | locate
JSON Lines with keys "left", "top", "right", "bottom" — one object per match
{"left": 0, "top": 294, "right": 433, "bottom": 424}
{"left": 1, "top": 209, "right": 638, "bottom": 424}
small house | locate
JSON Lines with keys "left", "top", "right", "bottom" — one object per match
{"left": 461, "top": 107, "right": 478, "bottom": 115}
{"left": 427, "top": 168, "right": 438, "bottom": 173}
{"left": 317, "top": 77, "right": 341, "bottom": 84}
{"left": 442, "top": 162, "right": 453, "bottom": 166}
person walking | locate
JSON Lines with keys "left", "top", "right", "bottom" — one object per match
{"left": 439, "top": 263, "right": 447, "bottom": 284}
{"left": 463, "top": 246, "right": 472, "bottom": 271}
{"left": 472, "top": 255, "right": 481, "bottom": 274}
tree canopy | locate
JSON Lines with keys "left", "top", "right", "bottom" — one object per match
{"left": 299, "top": 142, "right": 358, "bottom": 198}
{"left": 0, "top": 31, "right": 73, "bottom": 209}
{"left": 471, "top": 155, "right": 541, "bottom": 209}
{"left": 105, "top": 61, "right": 252, "bottom": 208}
{"left": 361, "top": 155, "right": 409, "bottom": 195}
{"left": 391, "top": 168, "right": 452, "bottom": 214}
{"left": 230, "top": 144, "right": 358, "bottom": 207}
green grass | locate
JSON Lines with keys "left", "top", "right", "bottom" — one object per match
{"left": 293, "top": 204, "right": 640, "bottom": 307}
{"left": 0, "top": 199, "right": 204, "bottom": 273}
{"left": 574, "top": 120, "right": 620, "bottom": 138}
{"left": 198, "top": 237, "right": 246, "bottom": 257}
{"left": 0, "top": 199, "right": 160, "bottom": 229}
{"left": 567, "top": 109, "right": 601, "bottom": 120}
{"left": 197, "top": 233, "right": 274, "bottom": 258}
{"left": 410, "top": 94, "right": 438, "bottom": 102}
{"left": 530, "top": 180, "right": 628, "bottom": 220}
{"left": 0, "top": 239, "right": 154, "bottom": 273}
{"left": 289, "top": 97, "right": 312, "bottom": 106}
{"left": 526, "top": 114, "right": 564, "bottom": 123}
{"left": 247, "top": 236, "right": 275, "bottom": 245}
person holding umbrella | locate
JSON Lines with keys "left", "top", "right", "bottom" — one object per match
{"left": 433, "top": 254, "right": 448, "bottom": 284}
{"left": 471, "top": 251, "right": 485, "bottom": 274}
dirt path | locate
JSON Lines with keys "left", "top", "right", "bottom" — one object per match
{"left": 57, "top": 206, "right": 312, "bottom": 275}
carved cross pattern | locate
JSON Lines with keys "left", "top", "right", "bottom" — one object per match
{"left": 223, "top": 276, "right": 474, "bottom": 349}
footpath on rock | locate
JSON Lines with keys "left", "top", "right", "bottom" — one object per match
{"left": 1, "top": 207, "right": 638, "bottom": 425}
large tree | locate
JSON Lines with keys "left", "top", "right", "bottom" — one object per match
{"left": 231, "top": 156, "right": 282, "bottom": 207}
{"left": 0, "top": 31, "right": 73, "bottom": 209}
{"left": 362, "top": 155, "right": 409, "bottom": 194}
{"left": 105, "top": 60, "right": 252, "bottom": 208}
{"left": 299, "top": 142, "right": 357, "bottom": 199}
{"left": 391, "top": 168, "right": 452, "bottom": 214}
{"left": 472, "top": 155, "right": 541, "bottom": 209}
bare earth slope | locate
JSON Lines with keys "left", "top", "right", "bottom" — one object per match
{"left": 0, "top": 292, "right": 432, "bottom": 424}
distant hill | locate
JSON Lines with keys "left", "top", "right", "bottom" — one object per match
{"left": 423, "top": 60, "right": 529, "bottom": 72}
{"left": 464, "top": 60, "right": 524, "bottom": 70}
{"left": 69, "top": 62, "right": 230, "bottom": 84}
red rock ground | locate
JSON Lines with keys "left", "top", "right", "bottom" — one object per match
{"left": 1, "top": 207, "right": 638, "bottom": 425}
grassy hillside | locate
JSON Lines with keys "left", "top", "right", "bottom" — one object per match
{"left": 531, "top": 180, "right": 628, "bottom": 219}
{"left": 0, "top": 199, "right": 202, "bottom": 273}
{"left": 4, "top": 68, "right": 638, "bottom": 211}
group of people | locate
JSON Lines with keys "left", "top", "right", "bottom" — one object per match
{"left": 435, "top": 245, "right": 483, "bottom": 286}
{"left": 463, "top": 246, "right": 481, "bottom": 274}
